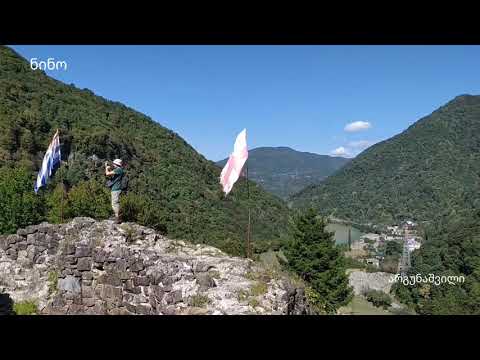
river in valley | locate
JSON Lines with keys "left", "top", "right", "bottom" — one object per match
{"left": 326, "top": 222, "right": 364, "bottom": 245}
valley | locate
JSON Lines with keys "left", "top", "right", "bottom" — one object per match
{"left": 217, "top": 147, "right": 349, "bottom": 199}
{"left": 2, "top": 44, "right": 480, "bottom": 315}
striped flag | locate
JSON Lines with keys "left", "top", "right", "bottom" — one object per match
{"left": 34, "top": 130, "right": 61, "bottom": 194}
{"left": 220, "top": 129, "right": 248, "bottom": 195}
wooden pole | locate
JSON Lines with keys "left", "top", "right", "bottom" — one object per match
{"left": 53, "top": 129, "right": 64, "bottom": 223}
{"left": 246, "top": 161, "right": 251, "bottom": 258}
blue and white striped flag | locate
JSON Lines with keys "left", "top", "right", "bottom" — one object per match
{"left": 34, "top": 130, "right": 61, "bottom": 194}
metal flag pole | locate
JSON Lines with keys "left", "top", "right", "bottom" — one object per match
{"left": 246, "top": 161, "right": 252, "bottom": 258}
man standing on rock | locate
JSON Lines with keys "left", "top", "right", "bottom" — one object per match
{"left": 105, "top": 159, "right": 126, "bottom": 224}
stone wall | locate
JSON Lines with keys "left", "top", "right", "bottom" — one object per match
{"left": 0, "top": 218, "right": 311, "bottom": 315}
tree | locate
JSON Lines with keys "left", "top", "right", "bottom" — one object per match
{"left": 386, "top": 241, "right": 402, "bottom": 257}
{"left": 393, "top": 211, "right": 480, "bottom": 314}
{"left": 0, "top": 166, "right": 45, "bottom": 234}
{"left": 285, "top": 208, "right": 353, "bottom": 313}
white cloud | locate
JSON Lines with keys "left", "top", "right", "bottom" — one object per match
{"left": 348, "top": 140, "right": 373, "bottom": 149}
{"left": 331, "top": 146, "right": 349, "bottom": 157}
{"left": 344, "top": 121, "right": 372, "bottom": 132}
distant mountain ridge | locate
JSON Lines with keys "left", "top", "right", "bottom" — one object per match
{"left": 217, "top": 147, "right": 350, "bottom": 199}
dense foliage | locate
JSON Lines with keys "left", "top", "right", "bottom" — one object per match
{"left": 284, "top": 208, "right": 353, "bottom": 313}
{"left": 364, "top": 289, "right": 392, "bottom": 309}
{"left": 290, "top": 95, "right": 480, "bottom": 225}
{"left": 0, "top": 45, "right": 292, "bottom": 257}
{"left": 217, "top": 147, "right": 349, "bottom": 199}
{"left": 393, "top": 211, "right": 480, "bottom": 314}
{"left": 0, "top": 166, "right": 45, "bottom": 234}
{"left": 385, "top": 241, "right": 402, "bottom": 257}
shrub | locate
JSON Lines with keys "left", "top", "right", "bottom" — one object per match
{"left": 345, "top": 257, "right": 366, "bottom": 269}
{"left": 46, "top": 183, "right": 68, "bottom": 223}
{"left": 67, "top": 179, "right": 111, "bottom": 219}
{"left": 189, "top": 294, "right": 210, "bottom": 308}
{"left": 305, "top": 286, "right": 325, "bottom": 314}
{"left": 250, "top": 281, "right": 268, "bottom": 297}
{"left": 248, "top": 298, "right": 260, "bottom": 308}
{"left": 0, "top": 166, "right": 45, "bottom": 234}
{"left": 236, "top": 289, "right": 249, "bottom": 302}
{"left": 121, "top": 224, "right": 136, "bottom": 243}
{"left": 120, "top": 193, "right": 168, "bottom": 234}
{"left": 13, "top": 300, "right": 38, "bottom": 315}
{"left": 47, "top": 270, "right": 59, "bottom": 296}
{"left": 364, "top": 289, "right": 392, "bottom": 309}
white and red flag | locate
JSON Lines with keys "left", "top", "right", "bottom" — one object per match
{"left": 220, "top": 129, "right": 248, "bottom": 195}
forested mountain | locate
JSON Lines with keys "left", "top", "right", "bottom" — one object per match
{"left": 0, "top": 45, "right": 292, "bottom": 256}
{"left": 290, "top": 95, "right": 480, "bottom": 226}
{"left": 393, "top": 211, "right": 480, "bottom": 314}
{"left": 217, "top": 147, "right": 349, "bottom": 199}
{"left": 289, "top": 95, "right": 480, "bottom": 314}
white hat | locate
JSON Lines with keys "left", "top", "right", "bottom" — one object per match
{"left": 113, "top": 159, "right": 123, "bottom": 167}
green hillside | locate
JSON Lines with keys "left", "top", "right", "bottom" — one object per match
{"left": 217, "top": 147, "right": 349, "bottom": 199}
{"left": 393, "top": 211, "right": 480, "bottom": 314}
{"left": 290, "top": 95, "right": 480, "bottom": 226}
{"left": 0, "top": 45, "right": 292, "bottom": 256}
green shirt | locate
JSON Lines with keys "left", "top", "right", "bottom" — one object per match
{"left": 111, "top": 167, "right": 125, "bottom": 192}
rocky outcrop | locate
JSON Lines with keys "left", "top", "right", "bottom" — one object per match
{"left": 0, "top": 218, "right": 311, "bottom": 315}
{"left": 348, "top": 270, "right": 394, "bottom": 295}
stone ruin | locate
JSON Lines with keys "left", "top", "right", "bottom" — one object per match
{"left": 0, "top": 218, "right": 311, "bottom": 315}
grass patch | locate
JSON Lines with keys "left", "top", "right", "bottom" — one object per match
{"left": 236, "top": 289, "right": 249, "bottom": 302}
{"left": 13, "top": 300, "right": 38, "bottom": 315}
{"left": 245, "top": 268, "right": 274, "bottom": 283}
{"left": 364, "top": 289, "right": 392, "bottom": 309}
{"left": 250, "top": 281, "right": 268, "bottom": 297}
{"left": 339, "top": 295, "right": 391, "bottom": 315}
{"left": 248, "top": 298, "right": 260, "bottom": 308}
{"left": 305, "top": 286, "right": 326, "bottom": 314}
{"left": 189, "top": 294, "right": 210, "bottom": 308}
{"left": 121, "top": 224, "right": 136, "bottom": 243}
{"left": 48, "top": 270, "right": 59, "bottom": 296}
{"left": 236, "top": 278, "right": 269, "bottom": 306}
{"left": 344, "top": 257, "right": 366, "bottom": 270}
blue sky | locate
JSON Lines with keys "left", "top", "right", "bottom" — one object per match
{"left": 9, "top": 45, "right": 480, "bottom": 161}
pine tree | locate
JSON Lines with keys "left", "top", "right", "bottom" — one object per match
{"left": 285, "top": 208, "right": 353, "bottom": 313}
